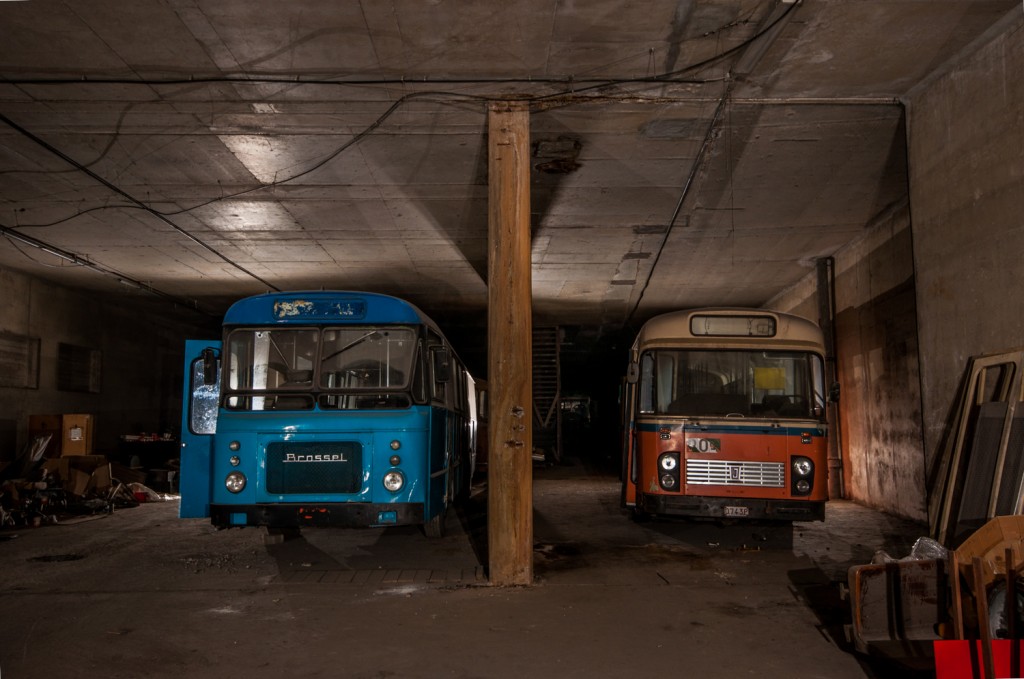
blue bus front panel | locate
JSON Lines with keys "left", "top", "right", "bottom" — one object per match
{"left": 207, "top": 407, "right": 442, "bottom": 529}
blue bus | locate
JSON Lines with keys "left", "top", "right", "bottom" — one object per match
{"left": 179, "top": 291, "right": 477, "bottom": 537}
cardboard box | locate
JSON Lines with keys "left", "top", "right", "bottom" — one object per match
{"left": 110, "top": 462, "right": 147, "bottom": 486}
{"left": 61, "top": 414, "right": 93, "bottom": 456}
{"left": 41, "top": 457, "right": 69, "bottom": 482}
{"left": 28, "top": 414, "right": 62, "bottom": 457}
{"left": 29, "top": 414, "right": 95, "bottom": 457}
{"left": 87, "top": 463, "right": 111, "bottom": 493}
{"left": 41, "top": 454, "right": 110, "bottom": 496}
{"left": 67, "top": 468, "right": 92, "bottom": 496}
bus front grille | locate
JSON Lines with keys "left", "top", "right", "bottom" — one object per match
{"left": 686, "top": 459, "right": 785, "bottom": 488}
{"left": 266, "top": 441, "right": 362, "bottom": 494}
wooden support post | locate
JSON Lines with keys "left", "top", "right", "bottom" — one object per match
{"left": 974, "top": 556, "right": 996, "bottom": 679}
{"left": 951, "top": 551, "right": 965, "bottom": 640}
{"left": 487, "top": 101, "right": 533, "bottom": 586}
{"left": 1006, "top": 547, "right": 1019, "bottom": 678}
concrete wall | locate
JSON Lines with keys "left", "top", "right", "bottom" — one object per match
{"left": 906, "top": 10, "right": 1024, "bottom": 485}
{"left": 768, "top": 9, "right": 1024, "bottom": 522}
{"left": 0, "top": 266, "right": 217, "bottom": 463}
{"left": 769, "top": 201, "right": 926, "bottom": 521}
{"left": 832, "top": 207, "right": 925, "bottom": 520}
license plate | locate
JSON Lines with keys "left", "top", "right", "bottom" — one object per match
{"left": 724, "top": 506, "right": 749, "bottom": 517}
{"left": 298, "top": 507, "right": 331, "bottom": 525}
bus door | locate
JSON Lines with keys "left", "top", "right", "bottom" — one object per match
{"left": 428, "top": 344, "right": 454, "bottom": 515}
{"left": 179, "top": 339, "right": 221, "bottom": 519}
{"left": 621, "top": 369, "right": 639, "bottom": 507}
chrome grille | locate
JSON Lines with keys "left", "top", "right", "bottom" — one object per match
{"left": 686, "top": 459, "right": 785, "bottom": 487}
{"left": 265, "top": 441, "right": 362, "bottom": 495}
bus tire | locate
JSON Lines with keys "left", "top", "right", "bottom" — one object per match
{"left": 631, "top": 506, "right": 651, "bottom": 523}
{"left": 423, "top": 509, "right": 447, "bottom": 538}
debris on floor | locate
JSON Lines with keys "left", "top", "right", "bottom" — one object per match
{"left": 0, "top": 446, "right": 143, "bottom": 529}
{"left": 846, "top": 515, "right": 1024, "bottom": 676}
{"left": 128, "top": 481, "right": 174, "bottom": 503}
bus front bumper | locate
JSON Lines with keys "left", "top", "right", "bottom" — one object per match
{"left": 210, "top": 502, "right": 424, "bottom": 528}
{"left": 639, "top": 493, "right": 825, "bottom": 522}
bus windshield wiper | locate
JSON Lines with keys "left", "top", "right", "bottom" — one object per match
{"left": 321, "top": 330, "right": 381, "bottom": 363}
{"left": 268, "top": 334, "right": 292, "bottom": 371}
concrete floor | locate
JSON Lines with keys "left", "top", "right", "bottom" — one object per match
{"left": 0, "top": 462, "right": 932, "bottom": 679}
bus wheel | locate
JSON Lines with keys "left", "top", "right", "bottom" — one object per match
{"left": 423, "top": 509, "right": 447, "bottom": 538}
{"left": 631, "top": 506, "right": 651, "bottom": 523}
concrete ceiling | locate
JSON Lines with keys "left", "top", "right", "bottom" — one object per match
{"left": 0, "top": 0, "right": 1016, "bottom": 341}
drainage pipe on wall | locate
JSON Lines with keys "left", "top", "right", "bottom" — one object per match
{"left": 817, "top": 257, "right": 845, "bottom": 499}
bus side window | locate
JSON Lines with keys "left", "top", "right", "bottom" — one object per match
{"left": 812, "top": 354, "right": 827, "bottom": 415}
{"left": 459, "top": 365, "right": 468, "bottom": 413}
{"left": 411, "top": 341, "right": 428, "bottom": 404}
{"left": 430, "top": 346, "right": 451, "bottom": 405}
{"left": 190, "top": 356, "right": 220, "bottom": 434}
{"left": 478, "top": 387, "right": 488, "bottom": 421}
{"left": 639, "top": 354, "right": 655, "bottom": 413}
{"left": 454, "top": 363, "right": 461, "bottom": 412}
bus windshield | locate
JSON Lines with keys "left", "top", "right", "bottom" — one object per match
{"left": 638, "top": 349, "right": 825, "bottom": 419}
{"left": 224, "top": 326, "right": 418, "bottom": 411}
{"left": 319, "top": 327, "right": 415, "bottom": 390}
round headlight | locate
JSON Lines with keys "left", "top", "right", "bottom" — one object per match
{"left": 225, "top": 471, "right": 246, "bottom": 493}
{"left": 795, "top": 479, "right": 811, "bottom": 493}
{"left": 229, "top": 455, "right": 241, "bottom": 467}
{"left": 659, "top": 454, "right": 678, "bottom": 471}
{"left": 383, "top": 471, "right": 405, "bottom": 493}
{"left": 792, "top": 458, "right": 813, "bottom": 476}
{"left": 660, "top": 473, "right": 677, "bottom": 489}
{"left": 389, "top": 454, "right": 402, "bottom": 466}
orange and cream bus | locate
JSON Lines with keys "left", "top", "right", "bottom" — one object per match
{"left": 621, "top": 308, "right": 829, "bottom": 522}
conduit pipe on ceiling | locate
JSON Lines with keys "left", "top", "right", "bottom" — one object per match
{"left": 0, "top": 223, "right": 206, "bottom": 312}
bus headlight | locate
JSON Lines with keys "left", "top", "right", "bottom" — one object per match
{"left": 383, "top": 471, "right": 405, "bottom": 493}
{"left": 658, "top": 452, "right": 681, "bottom": 491}
{"left": 790, "top": 456, "right": 814, "bottom": 496}
{"left": 225, "top": 471, "right": 247, "bottom": 493}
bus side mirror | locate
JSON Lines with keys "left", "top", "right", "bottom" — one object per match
{"left": 626, "top": 362, "right": 640, "bottom": 384}
{"left": 828, "top": 381, "right": 840, "bottom": 403}
{"left": 201, "top": 347, "right": 219, "bottom": 386}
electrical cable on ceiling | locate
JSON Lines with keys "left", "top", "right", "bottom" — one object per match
{"left": 159, "top": 90, "right": 492, "bottom": 217}
{"left": 0, "top": 221, "right": 209, "bottom": 312}
{"left": 624, "top": 82, "right": 733, "bottom": 330}
{"left": 0, "top": 0, "right": 801, "bottom": 307}
{"left": 3, "top": 0, "right": 794, "bottom": 98}
{"left": 0, "top": 111, "right": 279, "bottom": 293}
{"left": 1, "top": 0, "right": 797, "bottom": 228}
